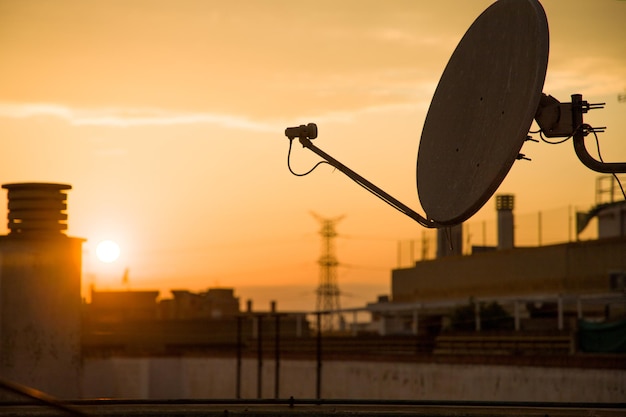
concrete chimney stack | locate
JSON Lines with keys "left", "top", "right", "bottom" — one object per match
{"left": 0, "top": 183, "right": 83, "bottom": 398}
{"left": 496, "top": 194, "right": 515, "bottom": 250}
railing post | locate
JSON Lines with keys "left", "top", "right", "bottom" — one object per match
{"left": 474, "top": 302, "right": 481, "bottom": 332}
{"left": 236, "top": 315, "right": 242, "bottom": 399}
{"left": 316, "top": 312, "right": 322, "bottom": 400}
{"left": 257, "top": 315, "right": 263, "bottom": 399}
{"left": 274, "top": 314, "right": 280, "bottom": 399}
{"left": 557, "top": 295, "right": 564, "bottom": 331}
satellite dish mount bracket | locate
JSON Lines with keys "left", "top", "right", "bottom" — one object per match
{"left": 535, "top": 93, "right": 626, "bottom": 174}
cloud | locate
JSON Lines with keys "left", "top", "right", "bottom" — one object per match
{"left": 0, "top": 93, "right": 435, "bottom": 133}
{"left": 0, "top": 103, "right": 277, "bottom": 131}
{"left": 369, "top": 27, "right": 458, "bottom": 50}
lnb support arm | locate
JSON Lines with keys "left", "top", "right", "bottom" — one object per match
{"left": 291, "top": 131, "right": 439, "bottom": 228}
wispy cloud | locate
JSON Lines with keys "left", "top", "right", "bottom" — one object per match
{"left": 0, "top": 103, "right": 277, "bottom": 131}
{"left": 0, "top": 97, "right": 434, "bottom": 133}
{"left": 369, "top": 28, "right": 457, "bottom": 49}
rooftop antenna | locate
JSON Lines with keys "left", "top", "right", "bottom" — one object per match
{"left": 122, "top": 267, "right": 130, "bottom": 290}
{"left": 283, "top": 0, "right": 626, "bottom": 228}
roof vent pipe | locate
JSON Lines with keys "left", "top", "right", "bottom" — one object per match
{"left": 496, "top": 194, "right": 515, "bottom": 250}
{"left": 2, "top": 183, "right": 71, "bottom": 236}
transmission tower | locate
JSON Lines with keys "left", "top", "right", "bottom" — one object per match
{"left": 311, "top": 213, "right": 344, "bottom": 332}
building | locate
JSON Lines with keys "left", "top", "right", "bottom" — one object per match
{"left": 83, "top": 287, "right": 311, "bottom": 356}
{"left": 88, "top": 288, "right": 160, "bottom": 322}
{"left": 160, "top": 288, "right": 240, "bottom": 320}
{"left": 392, "top": 237, "right": 625, "bottom": 304}
{"left": 368, "top": 194, "right": 626, "bottom": 341}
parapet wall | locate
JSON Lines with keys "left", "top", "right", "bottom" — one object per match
{"left": 392, "top": 238, "right": 626, "bottom": 302}
{"left": 82, "top": 356, "right": 626, "bottom": 402}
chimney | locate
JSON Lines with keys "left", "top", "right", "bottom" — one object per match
{"left": 2, "top": 182, "right": 71, "bottom": 236}
{"left": 496, "top": 194, "right": 515, "bottom": 250}
{"left": 0, "top": 182, "right": 83, "bottom": 398}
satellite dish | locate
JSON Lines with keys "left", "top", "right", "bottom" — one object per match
{"left": 283, "top": 0, "right": 624, "bottom": 228}
{"left": 417, "top": 0, "right": 549, "bottom": 225}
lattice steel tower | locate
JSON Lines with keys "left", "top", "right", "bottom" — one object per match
{"left": 312, "top": 213, "right": 344, "bottom": 332}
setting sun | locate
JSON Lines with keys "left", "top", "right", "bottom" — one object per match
{"left": 96, "top": 240, "right": 121, "bottom": 263}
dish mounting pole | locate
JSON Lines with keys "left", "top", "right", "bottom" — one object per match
{"left": 571, "top": 94, "right": 626, "bottom": 174}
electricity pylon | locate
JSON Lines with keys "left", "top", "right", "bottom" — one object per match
{"left": 311, "top": 212, "right": 344, "bottom": 332}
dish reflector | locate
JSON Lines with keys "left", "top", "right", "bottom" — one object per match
{"left": 417, "top": 0, "right": 549, "bottom": 225}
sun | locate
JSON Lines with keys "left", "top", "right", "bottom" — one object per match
{"left": 96, "top": 240, "right": 121, "bottom": 263}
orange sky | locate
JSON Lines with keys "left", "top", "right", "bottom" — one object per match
{"left": 1, "top": 0, "right": 625, "bottom": 311}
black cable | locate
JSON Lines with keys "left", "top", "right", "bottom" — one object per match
{"left": 537, "top": 124, "right": 626, "bottom": 201}
{"left": 539, "top": 129, "right": 574, "bottom": 145}
{"left": 585, "top": 124, "right": 626, "bottom": 201}
{"left": 287, "top": 138, "right": 331, "bottom": 177}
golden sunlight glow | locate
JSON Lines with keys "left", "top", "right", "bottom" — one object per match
{"left": 0, "top": 1, "right": 624, "bottom": 309}
{"left": 96, "top": 240, "right": 121, "bottom": 263}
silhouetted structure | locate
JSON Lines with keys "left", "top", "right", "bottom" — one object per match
{"left": 312, "top": 213, "right": 343, "bottom": 332}
{"left": 576, "top": 175, "right": 626, "bottom": 239}
{"left": 82, "top": 288, "right": 311, "bottom": 356}
{"left": 496, "top": 194, "right": 515, "bottom": 250}
{"left": 89, "top": 288, "right": 160, "bottom": 322}
{"left": 385, "top": 196, "right": 626, "bottom": 344}
{"left": 161, "top": 288, "right": 240, "bottom": 319}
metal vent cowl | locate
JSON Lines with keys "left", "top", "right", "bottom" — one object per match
{"left": 2, "top": 183, "right": 71, "bottom": 236}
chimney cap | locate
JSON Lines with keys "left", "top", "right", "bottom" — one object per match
{"left": 496, "top": 194, "right": 515, "bottom": 211}
{"left": 2, "top": 182, "right": 72, "bottom": 236}
{"left": 2, "top": 182, "right": 72, "bottom": 191}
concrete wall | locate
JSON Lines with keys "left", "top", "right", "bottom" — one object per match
{"left": 392, "top": 238, "right": 626, "bottom": 302}
{"left": 0, "top": 237, "right": 83, "bottom": 398}
{"left": 83, "top": 357, "right": 625, "bottom": 402}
